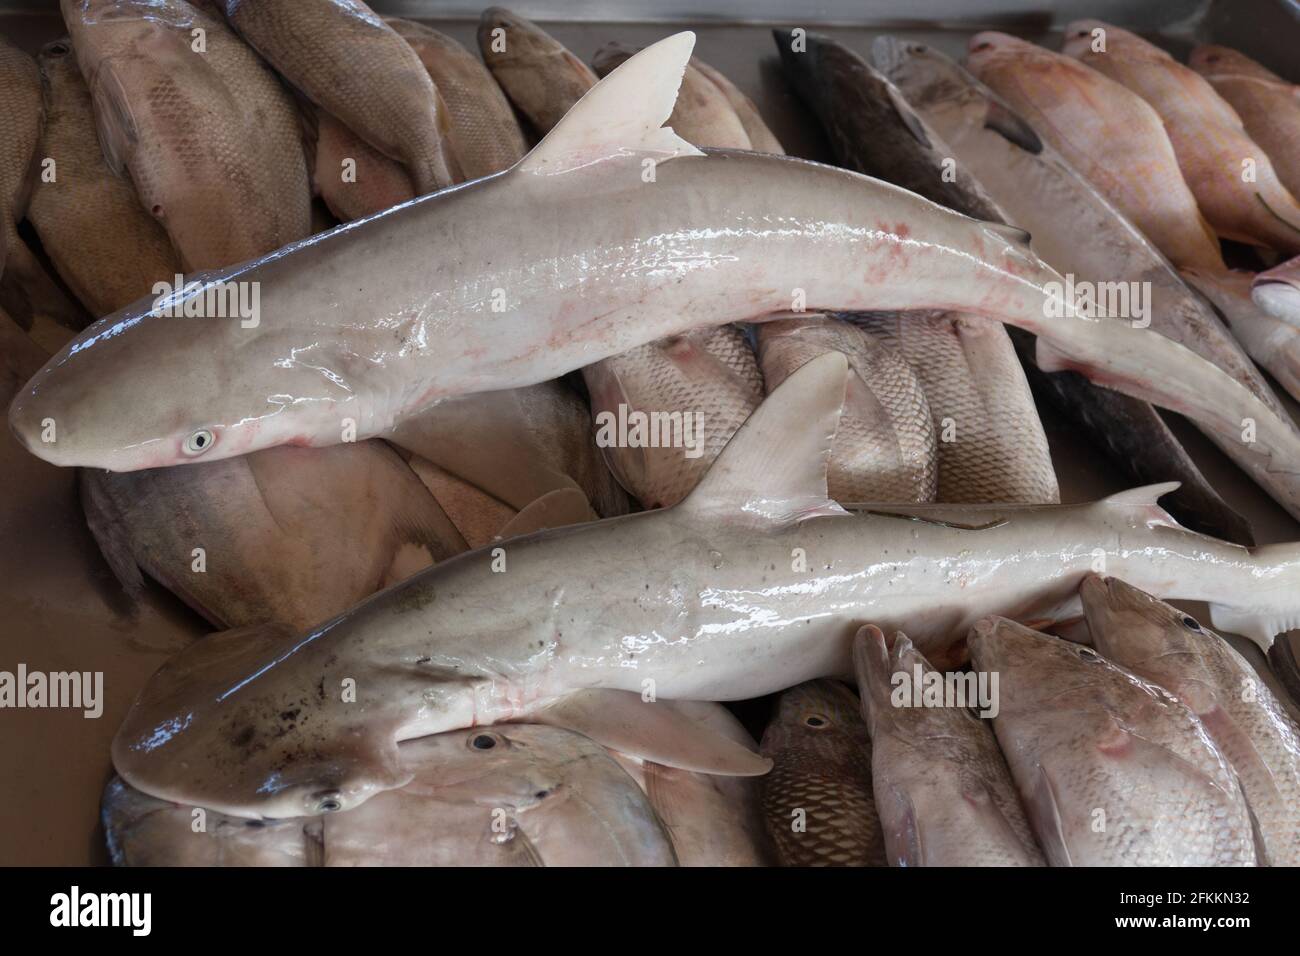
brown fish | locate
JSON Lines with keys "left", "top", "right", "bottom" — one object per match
{"left": 1063, "top": 21, "right": 1300, "bottom": 256}
{"left": 691, "top": 57, "right": 784, "bottom": 153}
{"left": 63, "top": 0, "right": 311, "bottom": 270}
{"left": 28, "top": 39, "right": 181, "bottom": 317}
{"left": 759, "top": 680, "right": 886, "bottom": 867}
{"left": 220, "top": 0, "right": 453, "bottom": 195}
{"left": 310, "top": 104, "right": 416, "bottom": 222}
{"left": 0, "top": 33, "right": 41, "bottom": 276}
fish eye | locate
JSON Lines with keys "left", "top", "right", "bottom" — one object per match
{"left": 46, "top": 41, "right": 70, "bottom": 57}
{"left": 470, "top": 732, "right": 501, "bottom": 751}
{"left": 1181, "top": 616, "right": 1202, "bottom": 632}
{"left": 803, "top": 712, "right": 830, "bottom": 729}
{"left": 312, "top": 791, "right": 342, "bottom": 814}
{"left": 1077, "top": 648, "right": 1103, "bottom": 663}
{"left": 183, "top": 428, "right": 215, "bottom": 456}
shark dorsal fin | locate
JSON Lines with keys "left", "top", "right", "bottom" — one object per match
{"left": 514, "top": 32, "right": 705, "bottom": 176}
{"left": 678, "top": 350, "right": 850, "bottom": 527}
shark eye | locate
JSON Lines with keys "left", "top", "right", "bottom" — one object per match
{"left": 804, "top": 712, "right": 830, "bottom": 729}
{"left": 1182, "top": 616, "right": 1202, "bottom": 632}
{"left": 312, "top": 791, "right": 342, "bottom": 814}
{"left": 470, "top": 732, "right": 502, "bottom": 751}
{"left": 183, "top": 428, "right": 215, "bottom": 456}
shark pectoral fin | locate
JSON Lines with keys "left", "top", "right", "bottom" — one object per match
{"left": 533, "top": 689, "right": 773, "bottom": 776}
{"left": 495, "top": 487, "right": 598, "bottom": 539}
{"left": 677, "top": 350, "right": 850, "bottom": 527}
{"left": 514, "top": 32, "right": 705, "bottom": 176}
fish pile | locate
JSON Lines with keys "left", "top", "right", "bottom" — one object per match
{"left": 3, "top": 3, "right": 1300, "bottom": 866}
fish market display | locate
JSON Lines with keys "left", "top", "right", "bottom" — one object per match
{"left": 1062, "top": 20, "right": 1300, "bottom": 256}
{"left": 759, "top": 680, "right": 885, "bottom": 867}
{"left": 62, "top": 0, "right": 312, "bottom": 270}
{"left": 5, "top": 3, "right": 1300, "bottom": 872}
{"left": 1189, "top": 44, "right": 1300, "bottom": 202}
{"left": 1080, "top": 576, "right": 1300, "bottom": 867}
{"left": 217, "top": 0, "right": 455, "bottom": 195}
{"left": 110, "top": 354, "right": 1300, "bottom": 819}
{"left": 27, "top": 39, "right": 183, "bottom": 317}
{"left": 969, "top": 617, "right": 1256, "bottom": 866}
{"left": 105, "top": 724, "right": 676, "bottom": 866}
{"left": 854, "top": 626, "right": 1043, "bottom": 866}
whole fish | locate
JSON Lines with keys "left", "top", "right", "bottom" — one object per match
{"left": 386, "top": 19, "right": 528, "bottom": 181}
{"left": 850, "top": 311, "right": 1057, "bottom": 504}
{"left": 0, "top": 33, "right": 41, "bottom": 276}
{"left": 969, "top": 616, "right": 1257, "bottom": 866}
{"left": 311, "top": 105, "right": 416, "bottom": 223}
{"left": 1080, "top": 575, "right": 1300, "bottom": 866}
{"left": 81, "top": 439, "right": 465, "bottom": 632}
{"left": 1062, "top": 21, "right": 1300, "bottom": 256}
{"left": 110, "top": 353, "right": 1300, "bottom": 818}
{"left": 875, "top": 36, "right": 1294, "bottom": 527}
{"left": 853, "top": 626, "right": 1043, "bottom": 866}
{"left": 28, "top": 39, "right": 181, "bottom": 317}
{"left": 219, "top": 0, "right": 453, "bottom": 195}
{"left": 477, "top": 7, "right": 599, "bottom": 138}
{"left": 1253, "top": 255, "right": 1300, "bottom": 329}
{"left": 1189, "top": 45, "right": 1300, "bottom": 202}
{"left": 759, "top": 679, "right": 885, "bottom": 867}
{"left": 758, "top": 315, "right": 937, "bottom": 503}
{"left": 105, "top": 724, "right": 676, "bottom": 866}
{"left": 613, "top": 701, "right": 771, "bottom": 866}
{"left": 965, "top": 30, "right": 1223, "bottom": 271}
{"left": 1182, "top": 266, "right": 1300, "bottom": 403}
{"left": 11, "top": 33, "right": 1299, "bottom": 519}
{"left": 593, "top": 43, "right": 753, "bottom": 150}
{"left": 691, "top": 57, "right": 784, "bottom": 154}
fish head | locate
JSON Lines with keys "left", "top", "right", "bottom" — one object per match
{"left": 968, "top": 615, "right": 1112, "bottom": 711}
{"left": 1061, "top": 20, "right": 1155, "bottom": 62}
{"left": 1079, "top": 574, "right": 1208, "bottom": 668}
{"left": 763, "top": 678, "right": 867, "bottom": 761}
{"left": 964, "top": 31, "right": 1032, "bottom": 74}
{"left": 111, "top": 621, "right": 419, "bottom": 820}
{"left": 872, "top": 36, "right": 968, "bottom": 101}
{"left": 8, "top": 294, "right": 361, "bottom": 470}
{"left": 1189, "top": 45, "right": 1279, "bottom": 82}
{"left": 1060, "top": 19, "right": 1109, "bottom": 59}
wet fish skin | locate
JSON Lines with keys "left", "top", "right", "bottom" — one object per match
{"left": 105, "top": 725, "right": 676, "bottom": 866}
{"left": 220, "top": 0, "right": 453, "bottom": 195}
{"left": 969, "top": 616, "right": 1256, "bottom": 866}
{"left": 1189, "top": 45, "right": 1300, "bottom": 202}
{"left": 61, "top": 0, "right": 311, "bottom": 271}
{"left": 965, "top": 30, "right": 1224, "bottom": 272}
{"left": 11, "top": 34, "right": 1298, "bottom": 531}
{"left": 386, "top": 19, "right": 528, "bottom": 181}
{"left": 81, "top": 439, "right": 465, "bottom": 632}
{"left": 108, "top": 354, "right": 1300, "bottom": 818}
{"left": 477, "top": 7, "right": 599, "bottom": 137}
{"left": 1253, "top": 255, "right": 1300, "bottom": 329}
{"left": 854, "top": 626, "right": 1043, "bottom": 866}
{"left": 758, "top": 315, "right": 938, "bottom": 503}
{"left": 1062, "top": 20, "right": 1300, "bottom": 257}
{"left": 759, "top": 679, "right": 885, "bottom": 867}
{"left": 1080, "top": 575, "right": 1300, "bottom": 866}
{"left": 875, "top": 36, "right": 1290, "bottom": 528}
{"left": 28, "top": 39, "right": 182, "bottom": 317}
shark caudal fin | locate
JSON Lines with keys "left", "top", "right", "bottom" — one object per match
{"left": 533, "top": 688, "right": 772, "bottom": 776}
{"left": 1209, "top": 539, "right": 1300, "bottom": 652}
{"left": 678, "top": 350, "right": 850, "bottom": 527}
{"left": 514, "top": 32, "right": 704, "bottom": 176}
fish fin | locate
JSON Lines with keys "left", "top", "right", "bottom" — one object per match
{"left": 87, "top": 60, "right": 138, "bottom": 176}
{"left": 678, "top": 350, "right": 850, "bottom": 527}
{"left": 514, "top": 32, "right": 705, "bottom": 176}
{"left": 533, "top": 689, "right": 773, "bottom": 776}
{"left": 495, "top": 487, "right": 597, "bottom": 539}
{"left": 78, "top": 470, "right": 146, "bottom": 602}
{"left": 1101, "top": 482, "right": 1182, "bottom": 506}
{"left": 1027, "top": 764, "right": 1073, "bottom": 867}
{"left": 1256, "top": 192, "right": 1300, "bottom": 238}
{"left": 982, "top": 221, "right": 1032, "bottom": 247}
{"left": 1033, "top": 336, "right": 1075, "bottom": 374}
{"left": 883, "top": 82, "right": 933, "bottom": 149}
{"left": 1207, "top": 599, "right": 1299, "bottom": 652}
{"left": 983, "top": 99, "right": 1043, "bottom": 155}
{"left": 882, "top": 783, "right": 924, "bottom": 866}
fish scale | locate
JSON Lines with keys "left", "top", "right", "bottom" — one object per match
{"left": 0, "top": 34, "right": 41, "bottom": 275}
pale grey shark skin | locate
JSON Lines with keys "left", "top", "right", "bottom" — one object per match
{"left": 872, "top": 36, "right": 1300, "bottom": 520}
{"left": 112, "top": 353, "right": 1300, "bottom": 820}
{"left": 9, "top": 34, "right": 1297, "bottom": 491}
